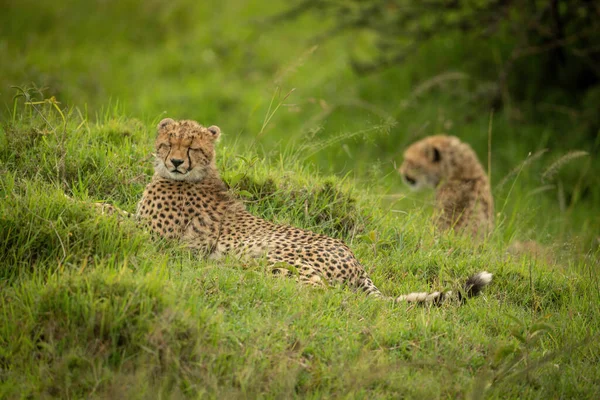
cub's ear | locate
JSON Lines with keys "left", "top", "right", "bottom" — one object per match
{"left": 431, "top": 146, "right": 441, "bottom": 163}
{"left": 157, "top": 118, "right": 175, "bottom": 130}
{"left": 207, "top": 125, "right": 221, "bottom": 141}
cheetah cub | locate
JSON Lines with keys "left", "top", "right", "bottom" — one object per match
{"left": 399, "top": 135, "right": 494, "bottom": 237}
{"left": 136, "top": 119, "right": 492, "bottom": 304}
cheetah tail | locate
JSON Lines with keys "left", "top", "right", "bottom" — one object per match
{"left": 395, "top": 271, "right": 493, "bottom": 305}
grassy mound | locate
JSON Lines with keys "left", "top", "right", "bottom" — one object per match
{"left": 1, "top": 111, "right": 598, "bottom": 398}
{"left": 1, "top": 0, "right": 598, "bottom": 396}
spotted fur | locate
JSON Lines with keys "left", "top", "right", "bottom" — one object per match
{"left": 136, "top": 119, "right": 492, "bottom": 304}
{"left": 399, "top": 135, "right": 494, "bottom": 237}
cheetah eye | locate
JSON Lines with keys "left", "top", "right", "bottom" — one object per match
{"left": 158, "top": 143, "right": 170, "bottom": 150}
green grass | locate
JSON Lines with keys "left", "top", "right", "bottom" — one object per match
{"left": 1, "top": 98, "right": 599, "bottom": 399}
{"left": 1, "top": 0, "right": 599, "bottom": 398}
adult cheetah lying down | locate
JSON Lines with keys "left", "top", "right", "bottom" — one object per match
{"left": 132, "top": 118, "right": 491, "bottom": 304}
{"left": 399, "top": 135, "right": 494, "bottom": 237}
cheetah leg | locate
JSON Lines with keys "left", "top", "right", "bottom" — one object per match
{"left": 356, "top": 272, "right": 384, "bottom": 297}
{"left": 268, "top": 260, "right": 326, "bottom": 288}
{"left": 271, "top": 268, "right": 292, "bottom": 278}
{"left": 265, "top": 254, "right": 296, "bottom": 279}
{"left": 63, "top": 193, "right": 133, "bottom": 218}
{"left": 270, "top": 267, "right": 325, "bottom": 288}
{"left": 265, "top": 252, "right": 325, "bottom": 287}
{"left": 93, "top": 202, "right": 133, "bottom": 218}
{"left": 293, "top": 260, "right": 331, "bottom": 288}
{"left": 297, "top": 270, "right": 326, "bottom": 288}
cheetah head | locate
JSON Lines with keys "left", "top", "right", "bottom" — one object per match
{"left": 399, "top": 135, "right": 459, "bottom": 191}
{"left": 154, "top": 118, "right": 221, "bottom": 181}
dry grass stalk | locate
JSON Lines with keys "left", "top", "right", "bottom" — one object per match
{"left": 495, "top": 149, "right": 548, "bottom": 191}
{"left": 541, "top": 150, "right": 589, "bottom": 183}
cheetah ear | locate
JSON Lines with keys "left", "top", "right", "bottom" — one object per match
{"left": 157, "top": 118, "right": 175, "bottom": 131}
{"left": 207, "top": 125, "right": 221, "bottom": 141}
{"left": 431, "top": 146, "right": 442, "bottom": 163}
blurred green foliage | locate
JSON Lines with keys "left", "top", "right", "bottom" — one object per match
{"left": 0, "top": 0, "right": 598, "bottom": 247}
{"left": 283, "top": 0, "right": 600, "bottom": 138}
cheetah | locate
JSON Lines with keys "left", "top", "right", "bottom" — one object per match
{"left": 134, "top": 119, "right": 492, "bottom": 304}
{"left": 399, "top": 135, "right": 494, "bottom": 237}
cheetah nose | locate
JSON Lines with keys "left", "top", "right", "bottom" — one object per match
{"left": 171, "top": 159, "right": 184, "bottom": 168}
{"left": 404, "top": 174, "right": 416, "bottom": 185}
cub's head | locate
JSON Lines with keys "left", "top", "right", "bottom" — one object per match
{"left": 398, "top": 135, "right": 460, "bottom": 191}
{"left": 154, "top": 118, "right": 221, "bottom": 181}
